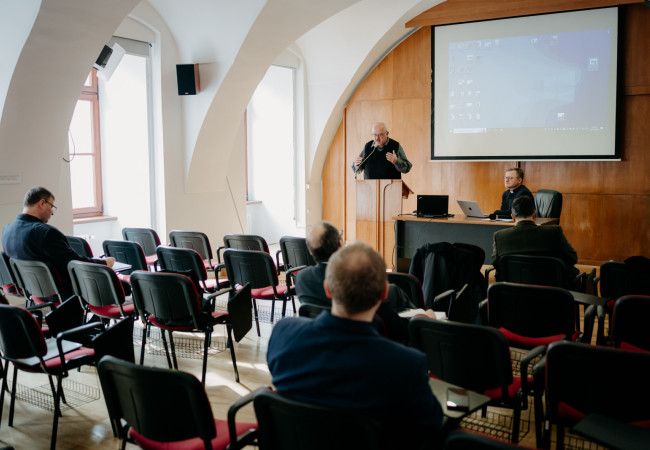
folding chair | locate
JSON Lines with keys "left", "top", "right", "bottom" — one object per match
{"left": 10, "top": 258, "right": 66, "bottom": 306}
{"left": 122, "top": 227, "right": 161, "bottom": 269}
{"left": 65, "top": 235, "right": 93, "bottom": 258}
{"left": 169, "top": 229, "right": 218, "bottom": 271}
{"left": 102, "top": 239, "right": 149, "bottom": 283}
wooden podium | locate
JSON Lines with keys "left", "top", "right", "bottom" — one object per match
{"left": 355, "top": 179, "right": 413, "bottom": 268}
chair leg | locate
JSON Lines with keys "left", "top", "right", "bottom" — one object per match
{"left": 201, "top": 327, "right": 212, "bottom": 386}
{"left": 281, "top": 298, "right": 287, "bottom": 318}
{"left": 226, "top": 323, "right": 240, "bottom": 383}
{"left": 252, "top": 299, "right": 261, "bottom": 336}
{"left": 291, "top": 296, "right": 296, "bottom": 314}
{"left": 9, "top": 365, "right": 18, "bottom": 426}
{"left": 556, "top": 425, "right": 565, "bottom": 450}
{"left": 167, "top": 330, "right": 178, "bottom": 370}
{"left": 0, "top": 361, "right": 9, "bottom": 429}
{"left": 511, "top": 400, "right": 521, "bottom": 443}
{"left": 270, "top": 299, "right": 276, "bottom": 323}
{"left": 140, "top": 323, "right": 148, "bottom": 365}
{"left": 50, "top": 375, "right": 63, "bottom": 450}
{"left": 159, "top": 329, "right": 173, "bottom": 369}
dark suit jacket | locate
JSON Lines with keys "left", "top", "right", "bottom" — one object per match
{"left": 492, "top": 220, "right": 579, "bottom": 279}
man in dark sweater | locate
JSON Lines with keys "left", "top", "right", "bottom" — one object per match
{"left": 2, "top": 186, "right": 115, "bottom": 298}
{"left": 493, "top": 167, "right": 534, "bottom": 217}
{"left": 351, "top": 122, "right": 412, "bottom": 179}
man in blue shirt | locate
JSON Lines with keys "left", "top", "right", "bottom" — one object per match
{"left": 268, "top": 241, "right": 443, "bottom": 448}
{"left": 2, "top": 186, "right": 115, "bottom": 298}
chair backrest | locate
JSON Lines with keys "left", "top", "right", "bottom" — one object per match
{"left": 298, "top": 303, "right": 330, "bottom": 318}
{"left": 599, "top": 259, "right": 650, "bottom": 300}
{"left": 0, "top": 303, "right": 47, "bottom": 362}
{"left": 545, "top": 341, "right": 650, "bottom": 425}
{"left": 156, "top": 246, "right": 208, "bottom": 283}
{"left": 499, "top": 254, "right": 568, "bottom": 288}
{"left": 121, "top": 227, "right": 161, "bottom": 257}
{"left": 534, "top": 189, "right": 563, "bottom": 219}
{"left": 65, "top": 235, "right": 94, "bottom": 258}
{"left": 0, "top": 251, "right": 22, "bottom": 295}
{"left": 387, "top": 272, "right": 425, "bottom": 309}
{"left": 223, "top": 249, "right": 279, "bottom": 290}
{"left": 130, "top": 271, "right": 202, "bottom": 328}
{"left": 253, "top": 389, "right": 388, "bottom": 450}
{"left": 10, "top": 258, "right": 64, "bottom": 303}
{"left": 97, "top": 355, "right": 217, "bottom": 446}
{"left": 279, "top": 236, "right": 315, "bottom": 270}
{"left": 408, "top": 317, "right": 513, "bottom": 394}
{"left": 452, "top": 242, "right": 486, "bottom": 274}
{"left": 611, "top": 295, "right": 650, "bottom": 352}
{"left": 487, "top": 282, "right": 576, "bottom": 344}
{"left": 68, "top": 260, "right": 127, "bottom": 313}
{"left": 102, "top": 240, "right": 148, "bottom": 273}
{"left": 223, "top": 234, "right": 270, "bottom": 253}
{"left": 169, "top": 230, "right": 213, "bottom": 261}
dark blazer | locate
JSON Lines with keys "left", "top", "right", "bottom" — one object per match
{"left": 492, "top": 220, "right": 579, "bottom": 278}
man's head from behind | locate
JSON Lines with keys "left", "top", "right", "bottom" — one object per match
{"left": 306, "top": 220, "right": 341, "bottom": 263}
{"left": 23, "top": 186, "right": 55, "bottom": 223}
{"left": 324, "top": 241, "right": 388, "bottom": 316}
{"left": 511, "top": 196, "right": 536, "bottom": 221}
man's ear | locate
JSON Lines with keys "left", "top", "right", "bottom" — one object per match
{"left": 380, "top": 282, "right": 389, "bottom": 302}
{"left": 532, "top": 210, "right": 537, "bottom": 220}
{"left": 511, "top": 213, "right": 516, "bottom": 221}
{"left": 323, "top": 280, "right": 333, "bottom": 299}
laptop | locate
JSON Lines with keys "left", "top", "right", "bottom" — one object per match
{"left": 457, "top": 200, "right": 489, "bottom": 218}
{"left": 416, "top": 195, "right": 449, "bottom": 218}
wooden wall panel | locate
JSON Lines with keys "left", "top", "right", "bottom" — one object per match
{"left": 322, "top": 3, "right": 650, "bottom": 265}
{"left": 322, "top": 117, "right": 346, "bottom": 234}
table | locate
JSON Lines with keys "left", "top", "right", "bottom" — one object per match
{"left": 428, "top": 377, "right": 490, "bottom": 423}
{"left": 393, "top": 215, "right": 558, "bottom": 269}
{"left": 573, "top": 413, "right": 650, "bottom": 450}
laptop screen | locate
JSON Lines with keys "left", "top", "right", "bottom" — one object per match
{"left": 416, "top": 195, "right": 449, "bottom": 217}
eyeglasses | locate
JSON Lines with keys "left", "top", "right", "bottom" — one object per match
{"left": 372, "top": 133, "right": 386, "bottom": 138}
{"left": 504, "top": 177, "right": 519, "bottom": 181}
{"left": 44, "top": 200, "right": 57, "bottom": 212}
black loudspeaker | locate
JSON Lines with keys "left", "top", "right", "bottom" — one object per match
{"left": 176, "top": 64, "right": 200, "bottom": 95}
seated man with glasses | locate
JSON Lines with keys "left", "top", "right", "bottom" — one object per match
{"left": 2, "top": 186, "right": 115, "bottom": 298}
{"left": 492, "top": 167, "right": 534, "bottom": 218}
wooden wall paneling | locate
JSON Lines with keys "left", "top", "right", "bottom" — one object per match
{"left": 322, "top": 117, "right": 346, "bottom": 234}
{"left": 392, "top": 28, "right": 431, "bottom": 99}
{"left": 349, "top": 52, "right": 394, "bottom": 103}
{"left": 622, "top": 5, "right": 650, "bottom": 92}
{"left": 406, "top": 0, "right": 639, "bottom": 28}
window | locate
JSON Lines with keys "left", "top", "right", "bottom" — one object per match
{"left": 68, "top": 69, "right": 103, "bottom": 217}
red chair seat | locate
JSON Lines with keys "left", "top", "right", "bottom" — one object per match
{"left": 88, "top": 302, "right": 136, "bottom": 318}
{"left": 251, "top": 285, "right": 289, "bottom": 299}
{"left": 145, "top": 255, "right": 158, "bottom": 266}
{"left": 482, "top": 377, "right": 523, "bottom": 401}
{"left": 129, "top": 416, "right": 257, "bottom": 450}
{"left": 497, "top": 327, "right": 568, "bottom": 347}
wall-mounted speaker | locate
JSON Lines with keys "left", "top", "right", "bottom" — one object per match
{"left": 94, "top": 43, "right": 126, "bottom": 82}
{"left": 176, "top": 64, "right": 200, "bottom": 95}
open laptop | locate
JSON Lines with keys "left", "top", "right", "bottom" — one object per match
{"left": 457, "top": 200, "right": 489, "bottom": 218}
{"left": 416, "top": 195, "right": 449, "bottom": 218}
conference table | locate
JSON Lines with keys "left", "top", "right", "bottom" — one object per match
{"left": 393, "top": 215, "right": 559, "bottom": 269}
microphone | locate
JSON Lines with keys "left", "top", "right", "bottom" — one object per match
{"left": 355, "top": 143, "right": 376, "bottom": 174}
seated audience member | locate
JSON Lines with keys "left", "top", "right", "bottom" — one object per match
{"left": 268, "top": 241, "right": 443, "bottom": 449}
{"left": 2, "top": 186, "right": 116, "bottom": 299}
{"left": 493, "top": 167, "right": 534, "bottom": 217}
{"left": 295, "top": 220, "right": 435, "bottom": 342}
{"left": 492, "top": 196, "right": 579, "bottom": 281}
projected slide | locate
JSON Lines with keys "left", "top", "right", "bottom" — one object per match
{"left": 433, "top": 8, "right": 619, "bottom": 160}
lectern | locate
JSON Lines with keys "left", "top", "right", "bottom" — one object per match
{"left": 356, "top": 179, "right": 413, "bottom": 268}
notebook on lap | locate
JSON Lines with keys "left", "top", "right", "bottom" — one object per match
{"left": 416, "top": 195, "right": 449, "bottom": 218}
{"left": 457, "top": 200, "right": 489, "bottom": 218}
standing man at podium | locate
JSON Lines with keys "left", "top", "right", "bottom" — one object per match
{"left": 352, "top": 122, "right": 412, "bottom": 179}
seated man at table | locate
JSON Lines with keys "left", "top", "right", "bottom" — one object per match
{"left": 492, "top": 196, "right": 579, "bottom": 281}
{"left": 493, "top": 167, "right": 534, "bottom": 218}
{"left": 268, "top": 241, "right": 443, "bottom": 448}
{"left": 2, "top": 186, "right": 115, "bottom": 299}
{"left": 295, "top": 220, "right": 436, "bottom": 343}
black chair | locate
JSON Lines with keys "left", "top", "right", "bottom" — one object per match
{"left": 276, "top": 236, "right": 316, "bottom": 275}
{"left": 610, "top": 295, "right": 650, "bottom": 352}
{"left": 409, "top": 317, "right": 542, "bottom": 444}
{"left": 102, "top": 239, "right": 148, "bottom": 283}
{"left": 0, "top": 251, "right": 22, "bottom": 296}
{"left": 217, "top": 234, "right": 270, "bottom": 265}
{"left": 65, "top": 235, "right": 93, "bottom": 258}
{"left": 131, "top": 271, "right": 251, "bottom": 384}
{"left": 298, "top": 303, "right": 330, "bottom": 318}
{"left": 497, "top": 254, "right": 579, "bottom": 289}
{"left": 0, "top": 304, "right": 99, "bottom": 450}
{"left": 68, "top": 260, "right": 136, "bottom": 321}
{"left": 534, "top": 189, "right": 563, "bottom": 220}
{"left": 223, "top": 249, "right": 295, "bottom": 336}
{"left": 536, "top": 341, "right": 650, "bottom": 449}
{"left": 97, "top": 355, "right": 258, "bottom": 450}
{"left": 169, "top": 230, "right": 218, "bottom": 272}
{"left": 122, "top": 227, "right": 161, "bottom": 269}
{"left": 387, "top": 272, "right": 425, "bottom": 309}
{"left": 156, "top": 246, "right": 228, "bottom": 301}
{"left": 252, "top": 387, "right": 389, "bottom": 450}
{"left": 10, "top": 258, "right": 66, "bottom": 306}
